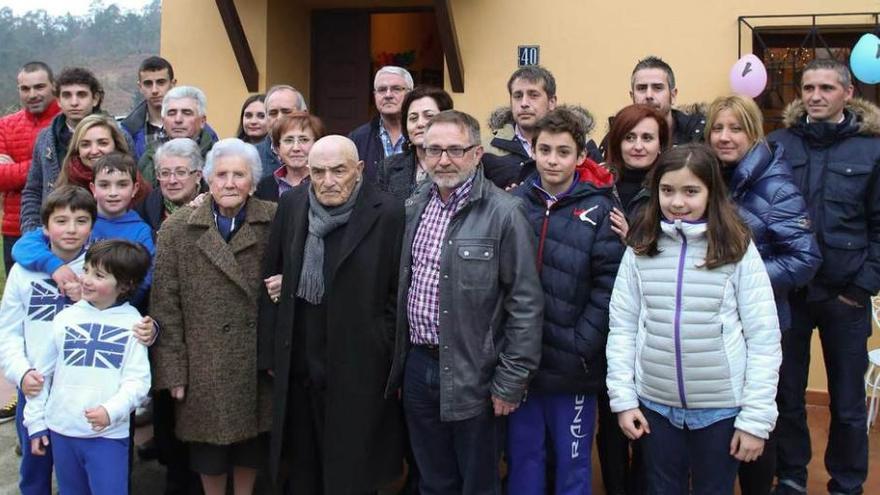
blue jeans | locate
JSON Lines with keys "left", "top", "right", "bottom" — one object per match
{"left": 507, "top": 392, "right": 596, "bottom": 495}
{"left": 402, "top": 346, "right": 502, "bottom": 495}
{"left": 640, "top": 406, "right": 739, "bottom": 495}
{"left": 776, "top": 293, "right": 869, "bottom": 494}
{"left": 50, "top": 431, "right": 129, "bottom": 495}
{"left": 3, "top": 234, "right": 18, "bottom": 274}
{"left": 16, "top": 389, "right": 53, "bottom": 495}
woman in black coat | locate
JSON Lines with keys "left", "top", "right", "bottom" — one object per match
{"left": 258, "top": 135, "right": 405, "bottom": 494}
{"left": 376, "top": 85, "right": 452, "bottom": 200}
{"left": 599, "top": 103, "right": 670, "bottom": 495}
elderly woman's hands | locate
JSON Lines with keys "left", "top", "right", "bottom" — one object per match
{"left": 264, "top": 274, "right": 282, "bottom": 303}
{"left": 132, "top": 316, "right": 158, "bottom": 346}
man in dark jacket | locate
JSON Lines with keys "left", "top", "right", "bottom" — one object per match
{"left": 138, "top": 85, "right": 216, "bottom": 185}
{"left": 483, "top": 66, "right": 603, "bottom": 189}
{"left": 629, "top": 55, "right": 705, "bottom": 145}
{"left": 388, "top": 110, "right": 543, "bottom": 494}
{"left": 255, "top": 84, "right": 307, "bottom": 179}
{"left": 348, "top": 66, "right": 412, "bottom": 183}
{"left": 121, "top": 56, "right": 176, "bottom": 161}
{"left": 767, "top": 58, "right": 880, "bottom": 495}
{"left": 259, "top": 135, "right": 405, "bottom": 494}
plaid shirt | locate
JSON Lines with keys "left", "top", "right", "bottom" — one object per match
{"left": 407, "top": 174, "right": 476, "bottom": 345}
{"left": 379, "top": 118, "right": 406, "bottom": 158}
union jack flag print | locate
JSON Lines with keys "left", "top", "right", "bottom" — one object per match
{"left": 63, "top": 323, "right": 128, "bottom": 369}
{"left": 28, "top": 279, "right": 68, "bottom": 322}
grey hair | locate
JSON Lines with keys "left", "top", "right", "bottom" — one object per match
{"left": 154, "top": 138, "right": 205, "bottom": 175}
{"left": 803, "top": 58, "right": 853, "bottom": 88}
{"left": 162, "top": 86, "right": 207, "bottom": 117}
{"left": 374, "top": 66, "right": 414, "bottom": 90}
{"left": 203, "top": 138, "right": 262, "bottom": 193}
{"left": 425, "top": 110, "right": 481, "bottom": 146}
{"left": 265, "top": 84, "right": 308, "bottom": 111}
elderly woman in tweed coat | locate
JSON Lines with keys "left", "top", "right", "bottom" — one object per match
{"left": 151, "top": 138, "right": 276, "bottom": 495}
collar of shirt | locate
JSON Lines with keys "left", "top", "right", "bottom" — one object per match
{"left": 514, "top": 124, "right": 533, "bottom": 158}
{"left": 530, "top": 174, "right": 578, "bottom": 204}
{"left": 379, "top": 118, "right": 406, "bottom": 157}
{"left": 806, "top": 113, "right": 847, "bottom": 125}
{"left": 430, "top": 172, "right": 476, "bottom": 211}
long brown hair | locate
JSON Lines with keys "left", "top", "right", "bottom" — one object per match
{"left": 628, "top": 144, "right": 750, "bottom": 269}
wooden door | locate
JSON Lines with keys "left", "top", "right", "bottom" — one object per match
{"left": 310, "top": 11, "right": 371, "bottom": 135}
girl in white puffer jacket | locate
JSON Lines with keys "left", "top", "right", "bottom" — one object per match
{"left": 606, "top": 144, "right": 781, "bottom": 495}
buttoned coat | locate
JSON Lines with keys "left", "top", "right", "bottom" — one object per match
{"left": 258, "top": 182, "right": 405, "bottom": 493}
{"left": 150, "top": 197, "right": 276, "bottom": 445}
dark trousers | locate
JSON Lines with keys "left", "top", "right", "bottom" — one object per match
{"left": 16, "top": 389, "right": 54, "bottom": 495}
{"left": 737, "top": 432, "right": 777, "bottom": 495}
{"left": 402, "top": 346, "right": 502, "bottom": 495}
{"left": 640, "top": 407, "right": 739, "bottom": 495}
{"left": 3, "top": 234, "right": 18, "bottom": 274}
{"left": 285, "top": 379, "right": 325, "bottom": 495}
{"left": 776, "top": 293, "right": 869, "bottom": 494}
{"left": 597, "top": 388, "right": 645, "bottom": 495}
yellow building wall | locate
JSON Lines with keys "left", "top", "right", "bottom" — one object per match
{"left": 161, "top": 0, "right": 268, "bottom": 139}
{"left": 162, "top": 0, "right": 880, "bottom": 395}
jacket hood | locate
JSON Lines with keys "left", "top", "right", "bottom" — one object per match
{"left": 781, "top": 97, "right": 880, "bottom": 136}
{"left": 487, "top": 104, "right": 596, "bottom": 135}
{"left": 576, "top": 157, "right": 615, "bottom": 188}
{"left": 676, "top": 102, "right": 708, "bottom": 117}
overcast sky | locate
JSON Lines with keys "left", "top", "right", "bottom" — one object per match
{"left": 0, "top": 0, "right": 151, "bottom": 16}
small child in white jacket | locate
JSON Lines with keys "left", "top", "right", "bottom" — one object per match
{"left": 24, "top": 239, "right": 152, "bottom": 495}
{"left": 606, "top": 145, "right": 782, "bottom": 494}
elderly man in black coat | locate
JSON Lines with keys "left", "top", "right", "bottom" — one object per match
{"left": 258, "top": 134, "right": 405, "bottom": 494}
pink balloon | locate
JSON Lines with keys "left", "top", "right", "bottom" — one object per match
{"left": 730, "top": 54, "right": 768, "bottom": 98}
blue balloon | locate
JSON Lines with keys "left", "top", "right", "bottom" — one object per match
{"left": 851, "top": 33, "right": 880, "bottom": 84}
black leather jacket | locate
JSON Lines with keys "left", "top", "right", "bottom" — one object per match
{"left": 386, "top": 167, "right": 543, "bottom": 421}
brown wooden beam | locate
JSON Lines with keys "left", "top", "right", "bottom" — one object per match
{"left": 215, "top": 0, "right": 259, "bottom": 92}
{"left": 434, "top": 0, "right": 464, "bottom": 92}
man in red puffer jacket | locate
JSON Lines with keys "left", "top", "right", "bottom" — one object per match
{"left": 0, "top": 61, "right": 60, "bottom": 274}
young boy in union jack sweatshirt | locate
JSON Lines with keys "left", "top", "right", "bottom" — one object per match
{"left": 24, "top": 239, "right": 152, "bottom": 495}
{"left": 0, "top": 185, "right": 96, "bottom": 495}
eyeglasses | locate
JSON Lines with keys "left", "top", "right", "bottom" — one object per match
{"left": 157, "top": 168, "right": 198, "bottom": 181}
{"left": 280, "top": 136, "right": 312, "bottom": 146}
{"left": 424, "top": 144, "right": 478, "bottom": 159}
{"left": 374, "top": 85, "right": 408, "bottom": 95}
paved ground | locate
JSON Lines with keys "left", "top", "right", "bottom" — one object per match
{"left": 0, "top": 375, "right": 164, "bottom": 495}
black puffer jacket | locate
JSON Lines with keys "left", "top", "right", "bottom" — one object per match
{"left": 513, "top": 159, "right": 624, "bottom": 393}
{"left": 768, "top": 98, "right": 880, "bottom": 304}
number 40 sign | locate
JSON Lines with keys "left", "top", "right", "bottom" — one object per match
{"left": 518, "top": 45, "right": 539, "bottom": 66}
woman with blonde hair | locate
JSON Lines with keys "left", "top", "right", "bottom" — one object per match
{"left": 706, "top": 94, "right": 821, "bottom": 495}
{"left": 53, "top": 114, "right": 150, "bottom": 203}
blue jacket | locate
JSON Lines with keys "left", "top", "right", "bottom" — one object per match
{"left": 768, "top": 98, "right": 880, "bottom": 305}
{"left": 255, "top": 136, "right": 282, "bottom": 180}
{"left": 728, "top": 141, "right": 822, "bottom": 329}
{"left": 348, "top": 116, "right": 399, "bottom": 183}
{"left": 12, "top": 210, "right": 155, "bottom": 306}
{"left": 513, "top": 159, "right": 624, "bottom": 393}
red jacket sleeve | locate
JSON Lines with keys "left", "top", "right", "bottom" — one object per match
{"left": 0, "top": 114, "right": 32, "bottom": 192}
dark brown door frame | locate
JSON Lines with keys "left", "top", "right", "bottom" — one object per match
{"left": 215, "top": 0, "right": 259, "bottom": 92}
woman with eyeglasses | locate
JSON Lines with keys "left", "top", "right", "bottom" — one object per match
{"left": 134, "top": 138, "right": 208, "bottom": 238}
{"left": 255, "top": 113, "right": 325, "bottom": 202}
{"left": 377, "top": 85, "right": 453, "bottom": 200}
